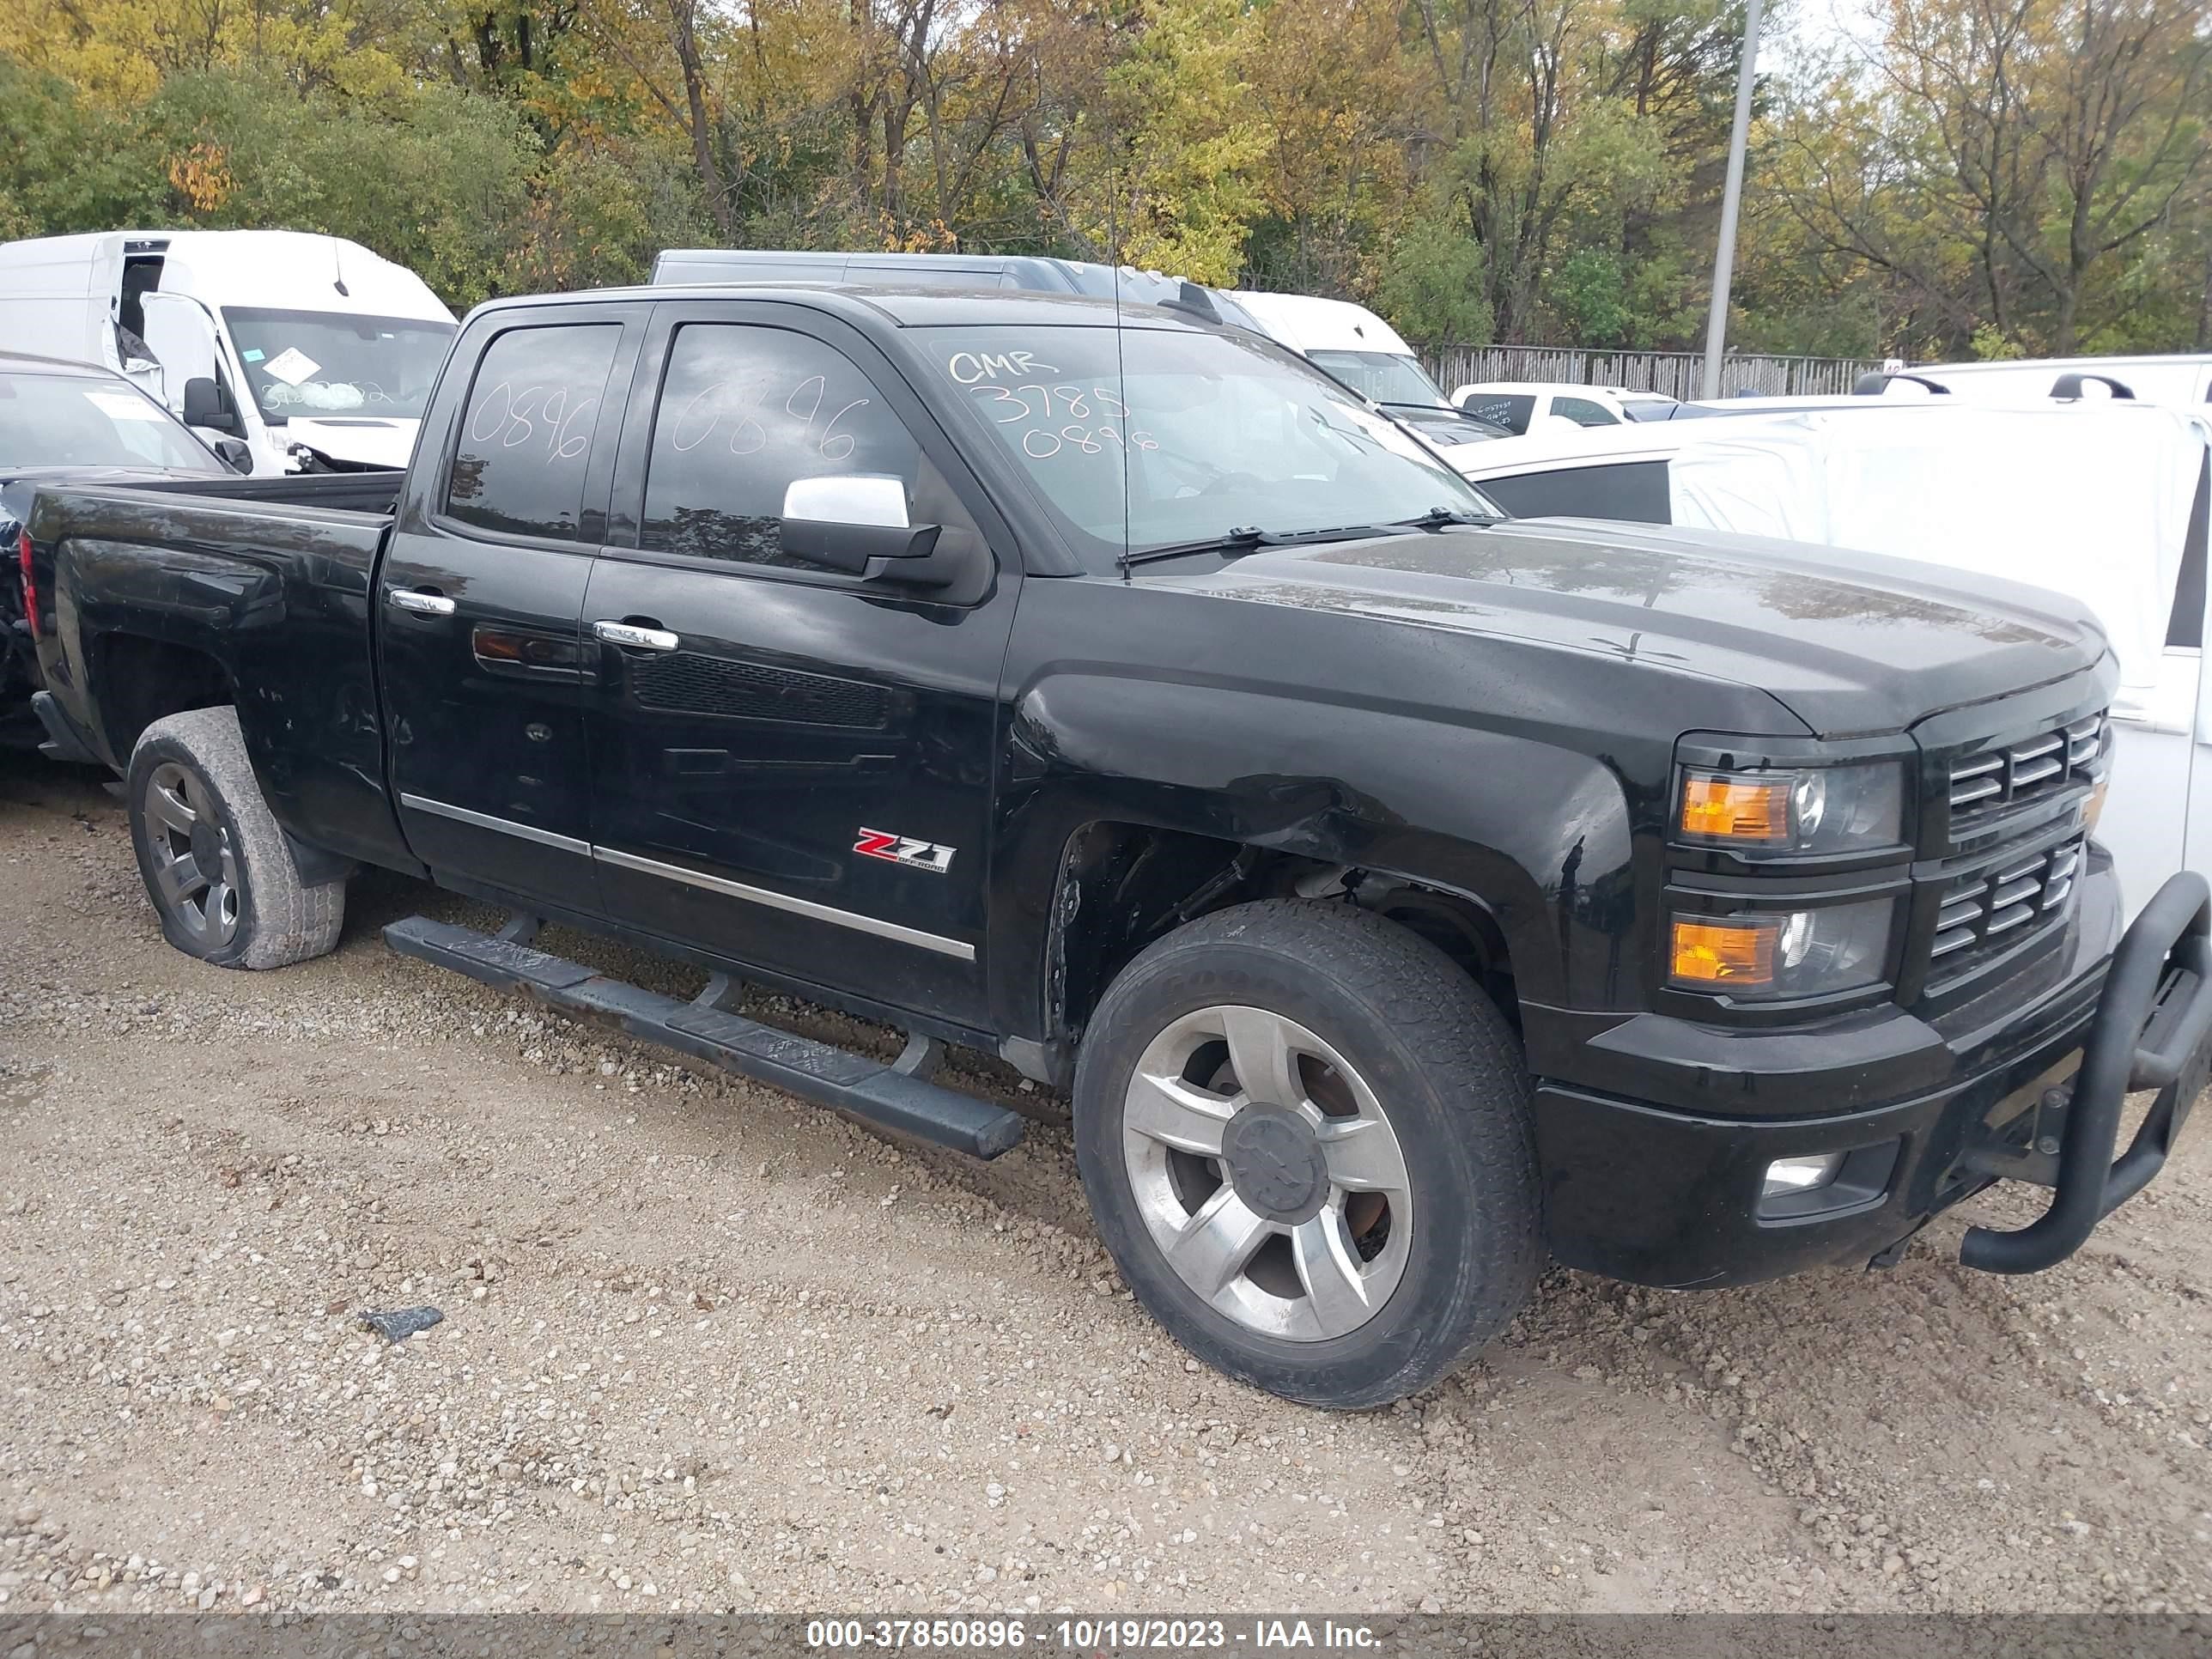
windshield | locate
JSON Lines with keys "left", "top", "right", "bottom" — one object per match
{"left": 0, "top": 371, "right": 216, "bottom": 471}
{"left": 222, "top": 307, "right": 456, "bottom": 422}
{"left": 1305, "top": 349, "right": 1451, "bottom": 410}
{"left": 929, "top": 325, "right": 1498, "bottom": 568}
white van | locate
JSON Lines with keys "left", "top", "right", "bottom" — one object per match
{"left": 1223, "top": 292, "right": 1508, "bottom": 447}
{"left": 0, "top": 230, "right": 457, "bottom": 473}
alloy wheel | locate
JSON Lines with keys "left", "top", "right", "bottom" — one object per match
{"left": 1121, "top": 1005, "right": 1413, "bottom": 1341}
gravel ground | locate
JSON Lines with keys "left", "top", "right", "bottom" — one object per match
{"left": 2, "top": 747, "right": 2209, "bottom": 1619}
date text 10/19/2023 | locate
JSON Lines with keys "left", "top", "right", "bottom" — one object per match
{"left": 805, "top": 1618, "right": 1382, "bottom": 1650}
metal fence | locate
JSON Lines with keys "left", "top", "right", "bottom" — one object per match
{"left": 1422, "top": 343, "right": 1882, "bottom": 400}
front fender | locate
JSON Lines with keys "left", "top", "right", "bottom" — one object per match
{"left": 988, "top": 666, "right": 1648, "bottom": 1046}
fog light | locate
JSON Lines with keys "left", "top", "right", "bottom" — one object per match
{"left": 1762, "top": 1153, "right": 1845, "bottom": 1198}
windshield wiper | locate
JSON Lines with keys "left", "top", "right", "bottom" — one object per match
{"left": 1394, "top": 505, "right": 1501, "bottom": 530}
{"left": 1119, "top": 522, "right": 1417, "bottom": 571}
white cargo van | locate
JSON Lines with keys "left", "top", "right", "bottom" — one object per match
{"left": 1223, "top": 292, "right": 1507, "bottom": 447}
{"left": 0, "top": 230, "right": 457, "bottom": 474}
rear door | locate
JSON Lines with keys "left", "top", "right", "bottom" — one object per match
{"left": 378, "top": 300, "right": 644, "bottom": 914}
{"left": 580, "top": 299, "right": 1018, "bottom": 1028}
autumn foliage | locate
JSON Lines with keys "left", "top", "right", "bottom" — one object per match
{"left": 0, "top": 0, "right": 2205, "bottom": 357}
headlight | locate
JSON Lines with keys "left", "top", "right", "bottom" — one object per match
{"left": 1668, "top": 898, "right": 1894, "bottom": 1000}
{"left": 1676, "top": 762, "right": 1904, "bottom": 855}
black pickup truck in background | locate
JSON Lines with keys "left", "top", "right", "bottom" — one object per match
{"left": 20, "top": 285, "right": 2212, "bottom": 1408}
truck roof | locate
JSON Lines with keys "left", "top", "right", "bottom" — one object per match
{"left": 0, "top": 349, "right": 131, "bottom": 380}
{"left": 1216, "top": 292, "right": 1413, "bottom": 357}
{"left": 470, "top": 283, "right": 1221, "bottom": 331}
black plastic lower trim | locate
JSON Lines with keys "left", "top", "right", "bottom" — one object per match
{"left": 29, "top": 690, "right": 100, "bottom": 767}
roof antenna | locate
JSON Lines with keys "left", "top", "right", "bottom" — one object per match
{"left": 1109, "top": 126, "right": 1132, "bottom": 582}
{"left": 331, "top": 239, "right": 350, "bottom": 298}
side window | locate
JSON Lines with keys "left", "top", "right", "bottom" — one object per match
{"left": 447, "top": 324, "right": 620, "bottom": 542}
{"left": 1554, "top": 396, "right": 1620, "bottom": 427}
{"left": 1480, "top": 462, "right": 1673, "bottom": 523}
{"left": 641, "top": 324, "right": 963, "bottom": 569}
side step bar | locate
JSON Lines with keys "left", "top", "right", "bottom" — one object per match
{"left": 383, "top": 915, "right": 1024, "bottom": 1159}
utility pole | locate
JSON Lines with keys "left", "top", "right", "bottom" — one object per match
{"left": 1700, "top": 0, "right": 1765, "bottom": 400}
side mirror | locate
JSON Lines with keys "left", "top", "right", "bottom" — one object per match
{"left": 210, "top": 436, "right": 254, "bottom": 474}
{"left": 181, "top": 376, "right": 243, "bottom": 436}
{"left": 781, "top": 474, "right": 943, "bottom": 578}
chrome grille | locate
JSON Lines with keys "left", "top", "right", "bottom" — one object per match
{"left": 1948, "top": 714, "right": 2105, "bottom": 820}
{"left": 1929, "top": 838, "right": 2083, "bottom": 967}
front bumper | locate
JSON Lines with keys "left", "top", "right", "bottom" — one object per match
{"left": 1534, "top": 859, "right": 2212, "bottom": 1288}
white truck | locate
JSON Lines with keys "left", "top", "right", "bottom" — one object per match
{"left": 0, "top": 229, "right": 456, "bottom": 474}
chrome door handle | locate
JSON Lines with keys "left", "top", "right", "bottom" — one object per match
{"left": 593, "top": 620, "right": 680, "bottom": 653}
{"left": 387, "top": 588, "right": 456, "bottom": 617}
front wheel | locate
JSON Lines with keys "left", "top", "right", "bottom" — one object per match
{"left": 1073, "top": 900, "right": 1542, "bottom": 1409}
{"left": 126, "top": 707, "right": 347, "bottom": 969}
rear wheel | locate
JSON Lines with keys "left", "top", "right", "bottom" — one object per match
{"left": 127, "top": 708, "right": 347, "bottom": 969}
{"left": 1074, "top": 900, "right": 1541, "bottom": 1409}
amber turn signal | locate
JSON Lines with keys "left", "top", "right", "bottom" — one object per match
{"left": 1679, "top": 772, "right": 1790, "bottom": 842}
{"left": 1668, "top": 917, "right": 1777, "bottom": 988}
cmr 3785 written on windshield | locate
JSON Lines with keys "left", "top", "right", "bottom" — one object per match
{"left": 805, "top": 1617, "right": 1381, "bottom": 1650}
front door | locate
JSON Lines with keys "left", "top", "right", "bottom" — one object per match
{"left": 379, "top": 301, "right": 641, "bottom": 913}
{"left": 581, "top": 301, "right": 1018, "bottom": 1029}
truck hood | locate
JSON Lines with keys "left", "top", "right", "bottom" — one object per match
{"left": 1163, "top": 519, "right": 2111, "bottom": 738}
{"left": 282, "top": 416, "right": 416, "bottom": 471}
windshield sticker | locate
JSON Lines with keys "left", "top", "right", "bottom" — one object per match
{"left": 240, "top": 348, "right": 265, "bottom": 363}
{"left": 261, "top": 346, "right": 321, "bottom": 386}
{"left": 83, "top": 390, "right": 167, "bottom": 422}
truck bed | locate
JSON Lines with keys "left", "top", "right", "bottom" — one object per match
{"left": 73, "top": 469, "right": 404, "bottom": 518}
{"left": 24, "top": 472, "right": 410, "bottom": 873}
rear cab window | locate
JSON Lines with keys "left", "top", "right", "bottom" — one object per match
{"left": 1459, "top": 393, "right": 1535, "bottom": 435}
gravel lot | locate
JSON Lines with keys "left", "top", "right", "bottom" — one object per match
{"left": 2, "top": 746, "right": 2209, "bottom": 1619}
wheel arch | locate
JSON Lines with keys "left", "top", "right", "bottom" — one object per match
{"left": 86, "top": 629, "right": 235, "bottom": 769}
{"left": 1029, "top": 817, "right": 1535, "bottom": 1087}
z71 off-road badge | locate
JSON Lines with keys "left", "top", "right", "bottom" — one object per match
{"left": 854, "top": 829, "right": 957, "bottom": 874}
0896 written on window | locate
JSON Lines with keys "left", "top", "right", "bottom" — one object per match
{"left": 445, "top": 324, "right": 621, "bottom": 543}
{"left": 641, "top": 325, "right": 929, "bottom": 568}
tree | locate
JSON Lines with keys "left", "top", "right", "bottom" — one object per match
{"left": 1780, "top": 0, "right": 2212, "bottom": 355}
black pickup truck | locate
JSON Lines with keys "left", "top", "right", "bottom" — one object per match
{"left": 20, "top": 286, "right": 2212, "bottom": 1408}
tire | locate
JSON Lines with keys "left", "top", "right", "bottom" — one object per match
{"left": 1073, "top": 899, "right": 1541, "bottom": 1409}
{"left": 125, "top": 707, "right": 347, "bottom": 969}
